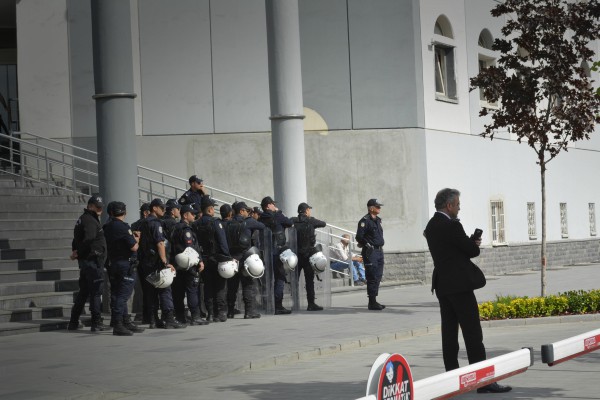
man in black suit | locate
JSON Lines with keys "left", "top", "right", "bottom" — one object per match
{"left": 424, "top": 188, "right": 511, "bottom": 393}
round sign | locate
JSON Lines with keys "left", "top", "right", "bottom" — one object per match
{"left": 377, "top": 353, "right": 414, "bottom": 400}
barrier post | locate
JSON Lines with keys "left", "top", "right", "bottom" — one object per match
{"left": 541, "top": 328, "right": 600, "bottom": 366}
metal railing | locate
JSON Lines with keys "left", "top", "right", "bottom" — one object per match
{"left": 0, "top": 130, "right": 361, "bottom": 282}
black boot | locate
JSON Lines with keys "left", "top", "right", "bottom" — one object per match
{"left": 227, "top": 305, "right": 235, "bottom": 319}
{"left": 113, "top": 319, "right": 134, "bottom": 336}
{"left": 189, "top": 310, "right": 209, "bottom": 326}
{"left": 91, "top": 318, "right": 110, "bottom": 332}
{"left": 274, "top": 301, "right": 291, "bottom": 315}
{"left": 213, "top": 311, "right": 227, "bottom": 322}
{"left": 307, "top": 302, "right": 323, "bottom": 311}
{"left": 123, "top": 314, "right": 145, "bottom": 333}
{"left": 164, "top": 311, "right": 187, "bottom": 329}
{"left": 368, "top": 296, "right": 385, "bottom": 311}
{"left": 67, "top": 320, "right": 83, "bottom": 331}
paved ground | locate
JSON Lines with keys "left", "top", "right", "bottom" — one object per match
{"left": 0, "top": 263, "right": 598, "bottom": 399}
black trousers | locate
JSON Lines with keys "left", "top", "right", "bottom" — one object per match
{"left": 437, "top": 290, "right": 486, "bottom": 371}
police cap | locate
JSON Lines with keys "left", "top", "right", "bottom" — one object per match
{"left": 200, "top": 196, "right": 216, "bottom": 211}
{"left": 233, "top": 201, "right": 250, "bottom": 213}
{"left": 367, "top": 198, "right": 384, "bottom": 207}
{"left": 165, "top": 198, "right": 181, "bottom": 211}
{"left": 111, "top": 201, "right": 126, "bottom": 216}
{"left": 180, "top": 204, "right": 198, "bottom": 215}
{"left": 88, "top": 194, "right": 104, "bottom": 208}
{"left": 150, "top": 198, "right": 165, "bottom": 209}
{"left": 261, "top": 196, "right": 276, "bottom": 209}
{"left": 297, "top": 202, "right": 312, "bottom": 214}
{"left": 189, "top": 175, "right": 203, "bottom": 185}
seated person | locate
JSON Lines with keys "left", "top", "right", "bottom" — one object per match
{"left": 330, "top": 234, "right": 366, "bottom": 285}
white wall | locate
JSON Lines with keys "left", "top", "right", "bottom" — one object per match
{"left": 17, "top": 0, "right": 72, "bottom": 139}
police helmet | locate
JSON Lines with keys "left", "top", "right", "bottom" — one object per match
{"left": 145, "top": 268, "right": 175, "bottom": 288}
{"left": 309, "top": 251, "right": 328, "bottom": 273}
{"left": 243, "top": 254, "right": 265, "bottom": 278}
{"left": 279, "top": 248, "right": 298, "bottom": 271}
{"left": 174, "top": 247, "right": 201, "bottom": 270}
{"left": 110, "top": 201, "right": 126, "bottom": 216}
{"left": 217, "top": 255, "right": 238, "bottom": 279}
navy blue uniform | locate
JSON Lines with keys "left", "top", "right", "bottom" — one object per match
{"left": 178, "top": 189, "right": 204, "bottom": 208}
{"left": 138, "top": 215, "right": 174, "bottom": 318}
{"left": 292, "top": 214, "right": 326, "bottom": 304}
{"left": 356, "top": 214, "right": 385, "bottom": 298}
{"left": 69, "top": 209, "right": 106, "bottom": 327}
{"left": 104, "top": 217, "right": 137, "bottom": 322}
{"left": 170, "top": 221, "right": 203, "bottom": 321}
{"left": 258, "top": 210, "right": 293, "bottom": 305}
{"left": 193, "top": 215, "right": 230, "bottom": 320}
{"left": 226, "top": 215, "right": 265, "bottom": 316}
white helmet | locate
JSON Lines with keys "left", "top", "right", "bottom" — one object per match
{"left": 309, "top": 251, "right": 328, "bottom": 273}
{"left": 145, "top": 268, "right": 175, "bottom": 288}
{"left": 174, "top": 247, "right": 200, "bottom": 270}
{"left": 218, "top": 258, "right": 239, "bottom": 279}
{"left": 279, "top": 248, "right": 298, "bottom": 271}
{"left": 243, "top": 254, "right": 265, "bottom": 278}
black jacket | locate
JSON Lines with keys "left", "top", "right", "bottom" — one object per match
{"left": 424, "top": 212, "right": 480, "bottom": 296}
{"left": 72, "top": 208, "right": 106, "bottom": 260}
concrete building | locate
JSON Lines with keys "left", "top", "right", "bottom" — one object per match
{"left": 2, "top": 0, "right": 599, "bottom": 279}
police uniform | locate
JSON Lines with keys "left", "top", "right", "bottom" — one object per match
{"left": 68, "top": 195, "right": 108, "bottom": 332}
{"left": 138, "top": 198, "right": 185, "bottom": 329}
{"left": 258, "top": 196, "right": 293, "bottom": 314}
{"left": 292, "top": 203, "right": 326, "bottom": 311}
{"left": 103, "top": 201, "right": 144, "bottom": 335}
{"left": 225, "top": 202, "right": 265, "bottom": 319}
{"left": 193, "top": 196, "right": 231, "bottom": 322}
{"left": 356, "top": 199, "right": 385, "bottom": 310}
{"left": 170, "top": 205, "right": 208, "bottom": 325}
{"left": 178, "top": 175, "right": 205, "bottom": 208}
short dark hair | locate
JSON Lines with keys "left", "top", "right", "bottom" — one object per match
{"left": 434, "top": 188, "right": 460, "bottom": 210}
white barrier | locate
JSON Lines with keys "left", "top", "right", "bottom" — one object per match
{"left": 360, "top": 348, "right": 533, "bottom": 400}
{"left": 541, "top": 328, "right": 600, "bottom": 366}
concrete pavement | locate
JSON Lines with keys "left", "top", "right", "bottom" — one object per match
{"left": 0, "top": 263, "right": 598, "bottom": 399}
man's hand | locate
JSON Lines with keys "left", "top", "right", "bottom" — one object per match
{"left": 167, "top": 263, "right": 175, "bottom": 273}
{"left": 475, "top": 238, "right": 482, "bottom": 247}
{"left": 198, "top": 261, "right": 205, "bottom": 272}
{"left": 70, "top": 250, "right": 78, "bottom": 260}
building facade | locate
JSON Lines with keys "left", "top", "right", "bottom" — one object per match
{"left": 2, "top": 0, "right": 599, "bottom": 276}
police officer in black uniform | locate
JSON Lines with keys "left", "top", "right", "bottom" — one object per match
{"left": 131, "top": 203, "right": 150, "bottom": 233}
{"left": 193, "top": 196, "right": 231, "bottom": 322}
{"left": 356, "top": 199, "right": 386, "bottom": 310}
{"left": 138, "top": 198, "right": 186, "bottom": 329}
{"left": 178, "top": 175, "right": 206, "bottom": 208}
{"left": 292, "top": 202, "right": 327, "bottom": 311}
{"left": 103, "top": 201, "right": 145, "bottom": 336}
{"left": 258, "top": 196, "right": 294, "bottom": 315}
{"left": 68, "top": 194, "right": 108, "bottom": 332}
{"left": 170, "top": 204, "right": 209, "bottom": 326}
{"left": 130, "top": 202, "right": 149, "bottom": 323}
{"left": 226, "top": 201, "right": 265, "bottom": 319}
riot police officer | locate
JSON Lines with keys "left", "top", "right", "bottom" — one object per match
{"left": 170, "top": 204, "right": 209, "bottom": 325}
{"left": 178, "top": 175, "right": 206, "bottom": 208}
{"left": 104, "top": 201, "right": 145, "bottom": 336}
{"left": 225, "top": 201, "right": 265, "bottom": 319}
{"left": 356, "top": 199, "right": 385, "bottom": 310}
{"left": 292, "top": 202, "right": 327, "bottom": 311}
{"left": 193, "top": 196, "right": 231, "bottom": 322}
{"left": 138, "top": 198, "right": 186, "bottom": 329}
{"left": 68, "top": 194, "right": 108, "bottom": 332}
{"left": 258, "top": 196, "right": 294, "bottom": 315}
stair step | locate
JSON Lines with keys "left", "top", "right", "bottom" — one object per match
{"left": 0, "top": 193, "right": 85, "bottom": 204}
{"left": 0, "top": 228, "right": 72, "bottom": 239}
{"left": 0, "top": 268, "right": 79, "bottom": 283}
{"left": 0, "top": 203, "right": 84, "bottom": 212}
{"left": 0, "top": 211, "right": 81, "bottom": 219}
{"left": 0, "top": 305, "right": 71, "bottom": 323}
{"left": 0, "top": 291, "right": 76, "bottom": 309}
{"left": 0, "top": 246, "right": 72, "bottom": 260}
{"left": 0, "top": 319, "right": 71, "bottom": 337}
{"left": 0, "top": 219, "right": 75, "bottom": 229}
{"left": 0, "top": 279, "right": 79, "bottom": 296}
{"left": 0, "top": 237, "right": 72, "bottom": 250}
{"left": 0, "top": 258, "right": 71, "bottom": 271}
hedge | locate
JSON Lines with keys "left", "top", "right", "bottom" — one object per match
{"left": 478, "top": 289, "right": 600, "bottom": 320}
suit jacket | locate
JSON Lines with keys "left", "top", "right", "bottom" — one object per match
{"left": 424, "top": 212, "right": 480, "bottom": 296}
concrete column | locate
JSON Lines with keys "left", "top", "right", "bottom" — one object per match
{"left": 265, "top": 0, "right": 307, "bottom": 216}
{"left": 91, "top": 0, "right": 139, "bottom": 223}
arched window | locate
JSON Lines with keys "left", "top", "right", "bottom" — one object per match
{"left": 478, "top": 29, "right": 497, "bottom": 107}
{"left": 433, "top": 15, "right": 457, "bottom": 101}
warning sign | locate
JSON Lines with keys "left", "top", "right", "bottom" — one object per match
{"left": 377, "top": 354, "right": 414, "bottom": 400}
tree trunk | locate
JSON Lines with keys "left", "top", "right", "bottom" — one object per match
{"left": 540, "top": 160, "right": 547, "bottom": 297}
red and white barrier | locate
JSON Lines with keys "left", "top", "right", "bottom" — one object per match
{"left": 359, "top": 348, "right": 533, "bottom": 400}
{"left": 541, "top": 328, "right": 600, "bottom": 366}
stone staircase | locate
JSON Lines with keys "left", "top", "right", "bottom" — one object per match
{"left": 0, "top": 176, "right": 83, "bottom": 336}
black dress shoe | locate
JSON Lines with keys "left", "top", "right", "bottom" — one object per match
{"left": 307, "top": 302, "right": 323, "bottom": 311}
{"left": 244, "top": 312, "right": 261, "bottom": 319}
{"left": 477, "top": 382, "right": 512, "bottom": 393}
{"left": 274, "top": 306, "right": 292, "bottom": 315}
{"left": 368, "top": 302, "right": 385, "bottom": 311}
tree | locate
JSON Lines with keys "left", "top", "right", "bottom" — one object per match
{"left": 470, "top": 0, "right": 600, "bottom": 297}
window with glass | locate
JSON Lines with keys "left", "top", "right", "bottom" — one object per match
{"left": 560, "top": 203, "right": 568, "bottom": 238}
{"left": 490, "top": 200, "right": 506, "bottom": 244}
{"left": 527, "top": 202, "right": 536, "bottom": 240}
